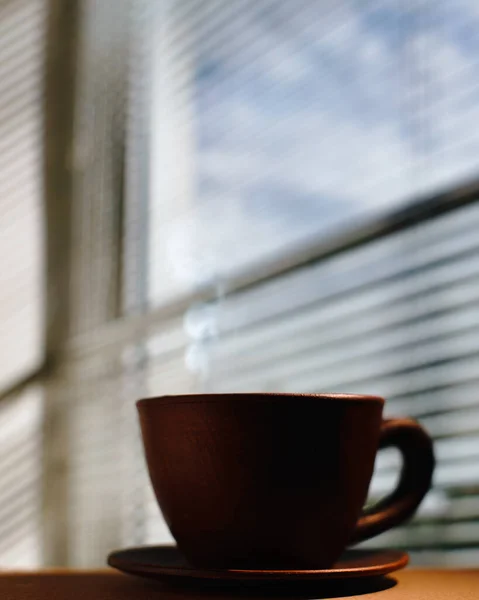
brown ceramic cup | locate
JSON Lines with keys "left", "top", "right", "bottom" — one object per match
{"left": 137, "top": 393, "right": 434, "bottom": 569}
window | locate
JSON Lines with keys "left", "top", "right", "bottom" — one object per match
{"left": 2, "top": 0, "right": 479, "bottom": 568}
{"left": 135, "top": 0, "right": 479, "bottom": 565}
{"left": 147, "top": 0, "right": 479, "bottom": 301}
{"left": 0, "top": 0, "right": 46, "bottom": 568}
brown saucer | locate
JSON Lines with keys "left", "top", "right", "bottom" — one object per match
{"left": 107, "top": 546, "right": 408, "bottom": 583}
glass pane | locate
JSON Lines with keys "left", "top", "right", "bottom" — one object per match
{"left": 0, "top": 0, "right": 45, "bottom": 389}
{"left": 146, "top": 0, "right": 479, "bottom": 304}
{"left": 0, "top": 388, "right": 43, "bottom": 567}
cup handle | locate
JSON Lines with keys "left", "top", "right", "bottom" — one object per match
{"left": 351, "top": 418, "right": 435, "bottom": 544}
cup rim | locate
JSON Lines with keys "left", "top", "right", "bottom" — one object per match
{"left": 136, "top": 392, "right": 384, "bottom": 410}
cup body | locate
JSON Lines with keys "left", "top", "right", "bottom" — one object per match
{"left": 137, "top": 392, "right": 384, "bottom": 569}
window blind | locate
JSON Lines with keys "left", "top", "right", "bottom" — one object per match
{"left": 125, "top": 196, "right": 479, "bottom": 566}
{"left": 0, "top": 389, "right": 43, "bottom": 567}
{"left": 0, "top": 0, "right": 45, "bottom": 392}
{"left": 0, "top": 0, "right": 46, "bottom": 568}
{"left": 54, "top": 0, "right": 479, "bottom": 568}
{"left": 130, "top": 0, "right": 479, "bottom": 565}
{"left": 146, "top": 0, "right": 479, "bottom": 301}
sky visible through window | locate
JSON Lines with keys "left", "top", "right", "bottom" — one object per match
{"left": 149, "top": 0, "right": 479, "bottom": 298}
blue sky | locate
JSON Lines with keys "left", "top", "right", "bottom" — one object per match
{"left": 151, "top": 0, "right": 479, "bottom": 292}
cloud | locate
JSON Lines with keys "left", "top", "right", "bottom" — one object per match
{"left": 152, "top": 0, "right": 479, "bottom": 291}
